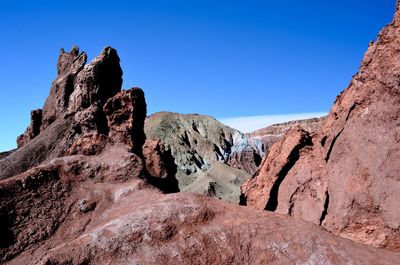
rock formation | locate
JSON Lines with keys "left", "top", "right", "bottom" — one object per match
{"left": 242, "top": 3, "right": 400, "bottom": 252}
{"left": 2, "top": 177, "right": 399, "bottom": 264}
{"left": 142, "top": 138, "right": 179, "bottom": 193}
{"left": 0, "top": 46, "right": 124, "bottom": 180}
{"left": 2, "top": 2, "right": 400, "bottom": 261}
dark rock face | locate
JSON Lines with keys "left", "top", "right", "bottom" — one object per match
{"left": 67, "top": 47, "right": 123, "bottom": 114}
{"left": 242, "top": 3, "right": 400, "bottom": 252}
{"left": 16, "top": 109, "right": 42, "bottom": 148}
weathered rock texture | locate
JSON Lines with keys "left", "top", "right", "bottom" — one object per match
{"left": 3, "top": 181, "right": 400, "bottom": 265}
{"left": 0, "top": 46, "right": 124, "bottom": 180}
{"left": 1, "top": 44, "right": 400, "bottom": 264}
{"left": 242, "top": 3, "right": 400, "bottom": 252}
{"left": 144, "top": 112, "right": 263, "bottom": 202}
{"left": 103, "top": 88, "right": 146, "bottom": 154}
{"left": 142, "top": 138, "right": 179, "bottom": 193}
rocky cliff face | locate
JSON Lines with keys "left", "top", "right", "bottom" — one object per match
{"left": 0, "top": 45, "right": 399, "bottom": 264}
{"left": 242, "top": 3, "right": 400, "bottom": 252}
{"left": 144, "top": 112, "right": 263, "bottom": 202}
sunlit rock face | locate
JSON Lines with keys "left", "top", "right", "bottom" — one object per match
{"left": 242, "top": 3, "right": 400, "bottom": 252}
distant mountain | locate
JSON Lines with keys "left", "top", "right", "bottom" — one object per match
{"left": 248, "top": 116, "right": 326, "bottom": 152}
{"left": 144, "top": 112, "right": 264, "bottom": 202}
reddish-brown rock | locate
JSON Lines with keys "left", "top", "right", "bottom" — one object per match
{"left": 40, "top": 46, "right": 88, "bottom": 131}
{"left": 143, "top": 138, "right": 173, "bottom": 178}
{"left": 16, "top": 109, "right": 42, "bottom": 148}
{"left": 241, "top": 127, "right": 312, "bottom": 210}
{"left": 104, "top": 88, "right": 147, "bottom": 154}
{"left": 67, "top": 132, "right": 107, "bottom": 156}
{"left": 67, "top": 47, "right": 123, "bottom": 115}
{"left": 1, "top": 47, "right": 124, "bottom": 180}
{"left": 142, "top": 138, "right": 179, "bottom": 193}
{"left": 7, "top": 58, "right": 397, "bottom": 263}
{"left": 17, "top": 46, "right": 122, "bottom": 149}
{"left": 242, "top": 2, "right": 400, "bottom": 252}
{"left": 1, "top": 167, "right": 399, "bottom": 265}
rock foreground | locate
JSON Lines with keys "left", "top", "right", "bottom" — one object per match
{"left": 242, "top": 1, "right": 400, "bottom": 253}
{"left": 1, "top": 2, "right": 400, "bottom": 264}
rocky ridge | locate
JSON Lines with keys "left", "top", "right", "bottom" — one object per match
{"left": 242, "top": 2, "right": 400, "bottom": 252}
{"left": 248, "top": 116, "right": 326, "bottom": 152}
{"left": 1, "top": 44, "right": 399, "bottom": 264}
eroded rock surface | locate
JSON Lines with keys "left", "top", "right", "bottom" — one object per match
{"left": 1, "top": 161, "right": 399, "bottom": 265}
{"left": 0, "top": 46, "right": 125, "bottom": 180}
{"left": 242, "top": 3, "right": 400, "bottom": 252}
{"left": 1, "top": 15, "right": 400, "bottom": 262}
{"left": 143, "top": 138, "right": 179, "bottom": 193}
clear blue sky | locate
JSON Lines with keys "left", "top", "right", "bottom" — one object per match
{"left": 0, "top": 0, "right": 396, "bottom": 151}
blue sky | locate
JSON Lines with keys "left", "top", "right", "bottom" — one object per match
{"left": 0, "top": 0, "right": 396, "bottom": 151}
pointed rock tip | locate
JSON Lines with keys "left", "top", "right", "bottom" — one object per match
{"left": 101, "top": 46, "right": 120, "bottom": 61}
{"left": 60, "top": 45, "right": 81, "bottom": 56}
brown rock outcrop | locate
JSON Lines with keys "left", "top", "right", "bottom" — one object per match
{"left": 1, "top": 42, "right": 400, "bottom": 264}
{"left": 242, "top": 2, "right": 400, "bottom": 252}
{"left": 16, "top": 109, "right": 42, "bottom": 148}
{"left": 17, "top": 46, "right": 122, "bottom": 149}
{"left": 103, "top": 88, "right": 146, "bottom": 154}
{"left": 143, "top": 138, "right": 173, "bottom": 179}
{"left": 241, "top": 127, "right": 313, "bottom": 209}
{"left": 142, "top": 138, "right": 179, "bottom": 193}
{"left": 0, "top": 46, "right": 125, "bottom": 180}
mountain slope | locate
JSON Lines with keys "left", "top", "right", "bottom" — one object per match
{"left": 144, "top": 112, "right": 262, "bottom": 202}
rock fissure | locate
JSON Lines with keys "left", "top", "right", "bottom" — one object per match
{"left": 325, "top": 103, "right": 357, "bottom": 163}
{"left": 319, "top": 190, "right": 330, "bottom": 226}
{"left": 264, "top": 134, "right": 312, "bottom": 211}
